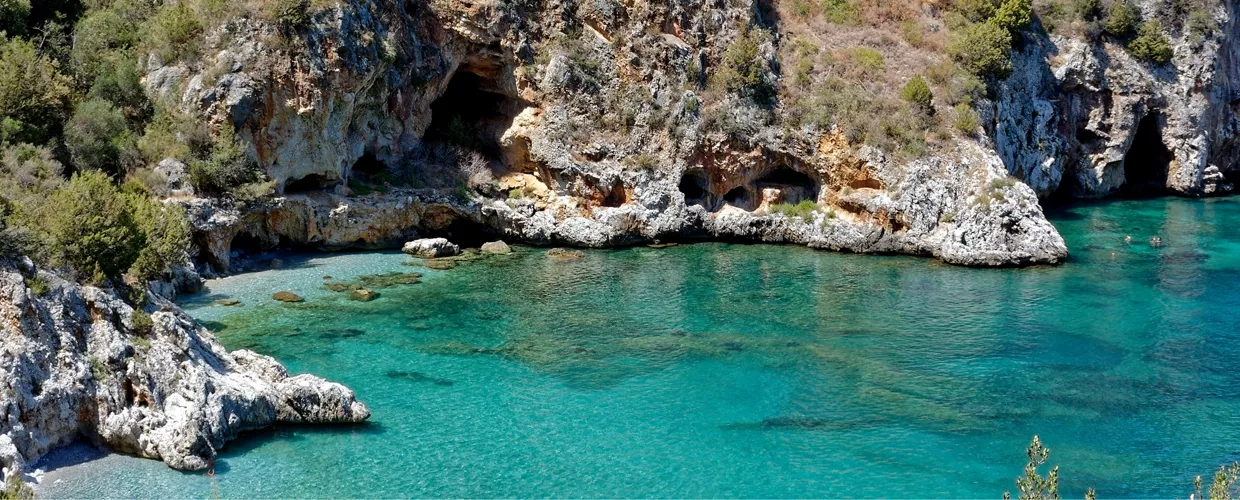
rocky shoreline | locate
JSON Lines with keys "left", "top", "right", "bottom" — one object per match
{"left": 184, "top": 141, "right": 1068, "bottom": 274}
{"left": 0, "top": 258, "right": 370, "bottom": 480}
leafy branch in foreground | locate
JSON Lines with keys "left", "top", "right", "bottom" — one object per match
{"left": 1006, "top": 436, "right": 1240, "bottom": 500}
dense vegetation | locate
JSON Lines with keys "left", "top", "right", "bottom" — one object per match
{"left": 0, "top": 0, "right": 269, "bottom": 284}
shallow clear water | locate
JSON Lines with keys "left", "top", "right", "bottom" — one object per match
{"left": 37, "top": 197, "right": 1240, "bottom": 498}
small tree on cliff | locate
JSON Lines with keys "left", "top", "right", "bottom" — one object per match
{"left": 43, "top": 170, "right": 145, "bottom": 281}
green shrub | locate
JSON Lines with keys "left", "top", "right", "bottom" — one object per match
{"left": 1, "top": 142, "right": 63, "bottom": 197}
{"left": 189, "top": 126, "right": 260, "bottom": 195}
{"left": 952, "top": 103, "right": 982, "bottom": 136}
{"left": 901, "top": 75, "right": 934, "bottom": 112}
{"left": 948, "top": 21, "right": 1014, "bottom": 78}
{"left": 87, "top": 53, "right": 151, "bottom": 124}
{"left": 992, "top": 0, "right": 1033, "bottom": 33}
{"left": 265, "top": 0, "right": 309, "bottom": 31}
{"left": 849, "top": 47, "right": 885, "bottom": 74}
{"left": 0, "top": 37, "right": 73, "bottom": 145}
{"left": 127, "top": 197, "right": 190, "bottom": 280}
{"left": 43, "top": 170, "right": 146, "bottom": 279}
{"left": 130, "top": 310, "right": 154, "bottom": 335}
{"left": 713, "top": 25, "right": 774, "bottom": 105}
{"left": 71, "top": 4, "right": 148, "bottom": 82}
{"left": 1103, "top": 0, "right": 1140, "bottom": 37}
{"left": 142, "top": 1, "right": 202, "bottom": 63}
{"left": 1128, "top": 20, "right": 1173, "bottom": 64}
{"left": 770, "top": 200, "right": 819, "bottom": 219}
{"left": 24, "top": 273, "right": 47, "bottom": 295}
{"left": 0, "top": 0, "right": 30, "bottom": 37}
{"left": 822, "top": 0, "right": 861, "bottom": 25}
{"left": 89, "top": 357, "right": 110, "bottom": 382}
{"left": 955, "top": 0, "right": 1000, "bottom": 22}
{"left": 138, "top": 104, "right": 211, "bottom": 164}
{"left": 900, "top": 20, "right": 924, "bottom": 47}
{"left": 1186, "top": 8, "right": 1217, "bottom": 42}
{"left": 65, "top": 98, "right": 138, "bottom": 177}
{"left": 1, "top": 472, "right": 34, "bottom": 500}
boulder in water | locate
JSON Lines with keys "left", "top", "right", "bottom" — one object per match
{"left": 402, "top": 238, "right": 461, "bottom": 258}
{"left": 349, "top": 289, "right": 379, "bottom": 301}
{"left": 546, "top": 248, "right": 585, "bottom": 262}
{"left": 272, "top": 291, "right": 304, "bottom": 303}
{"left": 481, "top": 240, "right": 512, "bottom": 255}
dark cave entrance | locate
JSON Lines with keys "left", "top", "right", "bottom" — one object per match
{"left": 723, "top": 186, "right": 754, "bottom": 211}
{"left": 756, "top": 167, "right": 818, "bottom": 204}
{"left": 351, "top": 152, "right": 387, "bottom": 179}
{"left": 1122, "top": 113, "right": 1171, "bottom": 196}
{"left": 427, "top": 218, "right": 499, "bottom": 248}
{"left": 425, "top": 70, "right": 515, "bottom": 160}
{"left": 600, "top": 179, "right": 627, "bottom": 207}
{"left": 284, "top": 173, "right": 336, "bottom": 193}
{"left": 679, "top": 170, "right": 710, "bottom": 208}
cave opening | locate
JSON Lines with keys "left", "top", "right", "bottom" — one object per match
{"left": 425, "top": 70, "right": 514, "bottom": 160}
{"left": 1122, "top": 113, "right": 1171, "bottom": 197}
{"left": 600, "top": 179, "right": 627, "bottom": 208}
{"left": 351, "top": 152, "right": 387, "bottom": 179}
{"left": 723, "top": 186, "right": 754, "bottom": 210}
{"left": 284, "top": 173, "right": 336, "bottom": 193}
{"left": 229, "top": 232, "right": 268, "bottom": 257}
{"left": 679, "top": 170, "right": 710, "bottom": 207}
{"left": 756, "top": 167, "right": 818, "bottom": 204}
{"left": 425, "top": 218, "right": 500, "bottom": 248}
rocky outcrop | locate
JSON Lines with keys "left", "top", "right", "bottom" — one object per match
{"left": 995, "top": 3, "right": 1239, "bottom": 198}
{"left": 0, "top": 258, "right": 369, "bottom": 480}
{"left": 148, "top": 0, "right": 1073, "bottom": 269}
{"left": 402, "top": 238, "right": 461, "bottom": 258}
{"left": 182, "top": 139, "right": 1065, "bottom": 268}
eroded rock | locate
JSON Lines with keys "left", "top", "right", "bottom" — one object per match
{"left": 402, "top": 238, "right": 461, "bottom": 258}
{"left": 0, "top": 263, "right": 369, "bottom": 479}
{"left": 480, "top": 240, "right": 512, "bottom": 255}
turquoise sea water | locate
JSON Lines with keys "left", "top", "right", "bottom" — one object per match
{"left": 36, "top": 197, "right": 1240, "bottom": 498}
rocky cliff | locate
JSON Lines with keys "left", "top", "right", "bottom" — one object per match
{"left": 138, "top": 1, "right": 1239, "bottom": 271}
{"left": 0, "top": 257, "right": 370, "bottom": 479}
{"left": 995, "top": 2, "right": 1239, "bottom": 198}
{"left": 143, "top": 0, "right": 1087, "bottom": 269}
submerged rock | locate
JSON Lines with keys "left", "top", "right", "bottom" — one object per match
{"left": 402, "top": 238, "right": 460, "bottom": 258}
{"left": 0, "top": 263, "right": 369, "bottom": 477}
{"left": 272, "top": 291, "right": 304, "bottom": 303}
{"left": 349, "top": 289, "right": 379, "bottom": 301}
{"left": 423, "top": 259, "right": 457, "bottom": 270}
{"left": 546, "top": 248, "right": 585, "bottom": 262}
{"left": 480, "top": 240, "right": 512, "bottom": 255}
{"left": 325, "top": 272, "right": 422, "bottom": 294}
{"left": 384, "top": 370, "right": 454, "bottom": 386}
{"left": 214, "top": 298, "right": 242, "bottom": 306}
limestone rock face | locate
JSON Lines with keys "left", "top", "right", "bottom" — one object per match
{"left": 158, "top": 0, "right": 1240, "bottom": 268}
{"left": 402, "top": 238, "right": 461, "bottom": 258}
{"left": 0, "top": 262, "right": 369, "bottom": 480}
{"left": 996, "top": 4, "right": 1240, "bottom": 197}
{"left": 480, "top": 241, "right": 512, "bottom": 254}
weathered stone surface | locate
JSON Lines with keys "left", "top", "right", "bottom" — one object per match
{"left": 159, "top": 0, "right": 1073, "bottom": 269}
{"left": 0, "top": 263, "right": 368, "bottom": 479}
{"left": 480, "top": 241, "right": 512, "bottom": 255}
{"left": 995, "top": 8, "right": 1239, "bottom": 198}
{"left": 272, "top": 291, "right": 304, "bottom": 303}
{"left": 348, "top": 289, "right": 379, "bottom": 301}
{"left": 153, "top": 158, "right": 195, "bottom": 197}
{"left": 546, "top": 248, "right": 585, "bottom": 262}
{"left": 402, "top": 238, "right": 461, "bottom": 258}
